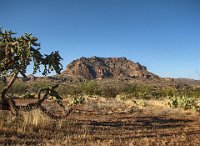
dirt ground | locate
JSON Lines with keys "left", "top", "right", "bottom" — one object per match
{"left": 0, "top": 97, "right": 200, "bottom": 146}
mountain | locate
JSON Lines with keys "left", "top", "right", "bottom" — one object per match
{"left": 59, "top": 56, "right": 160, "bottom": 82}
{"left": 6, "top": 56, "right": 200, "bottom": 89}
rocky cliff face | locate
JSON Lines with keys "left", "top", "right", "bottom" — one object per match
{"left": 60, "top": 56, "right": 159, "bottom": 82}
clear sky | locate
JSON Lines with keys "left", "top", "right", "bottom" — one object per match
{"left": 1, "top": 0, "right": 200, "bottom": 79}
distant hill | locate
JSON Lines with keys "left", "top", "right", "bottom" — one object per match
{"left": 3, "top": 56, "right": 200, "bottom": 89}
{"left": 59, "top": 56, "right": 160, "bottom": 82}
{"left": 173, "top": 78, "right": 200, "bottom": 87}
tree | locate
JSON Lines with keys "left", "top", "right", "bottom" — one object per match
{"left": 0, "top": 29, "right": 72, "bottom": 118}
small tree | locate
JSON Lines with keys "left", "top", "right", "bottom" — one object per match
{"left": 0, "top": 29, "right": 72, "bottom": 118}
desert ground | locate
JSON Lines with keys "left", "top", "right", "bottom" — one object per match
{"left": 0, "top": 96, "right": 199, "bottom": 146}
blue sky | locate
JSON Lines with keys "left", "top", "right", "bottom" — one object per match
{"left": 1, "top": 0, "right": 200, "bottom": 79}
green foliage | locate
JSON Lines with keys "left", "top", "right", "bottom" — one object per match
{"left": 117, "top": 84, "right": 154, "bottom": 99}
{"left": 57, "top": 84, "right": 82, "bottom": 96}
{"left": 0, "top": 29, "right": 63, "bottom": 77}
{"left": 100, "top": 86, "right": 117, "bottom": 98}
{"left": 135, "top": 85, "right": 154, "bottom": 99}
{"left": 69, "top": 96, "right": 85, "bottom": 105}
{"left": 0, "top": 28, "right": 65, "bottom": 119}
{"left": 149, "top": 88, "right": 174, "bottom": 99}
{"left": 122, "top": 84, "right": 137, "bottom": 95}
{"left": 7, "top": 81, "right": 51, "bottom": 96}
{"left": 29, "top": 82, "right": 51, "bottom": 93}
{"left": 133, "top": 99, "right": 146, "bottom": 107}
{"left": 9, "top": 81, "right": 27, "bottom": 96}
{"left": 168, "top": 96, "right": 200, "bottom": 111}
{"left": 80, "top": 81, "right": 101, "bottom": 96}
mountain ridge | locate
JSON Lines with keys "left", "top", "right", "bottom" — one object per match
{"left": 18, "top": 56, "right": 200, "bottom": 88}
{"left": 59, "top": 56, "right": 160, "bottom": 82}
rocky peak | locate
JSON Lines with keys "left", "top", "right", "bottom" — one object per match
{"left": 60, "top": 57, "right": 159, "bottom": 82}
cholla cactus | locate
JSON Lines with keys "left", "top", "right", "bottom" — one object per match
{"left": 0, "top": 29, "right": 72, "bottom": 118}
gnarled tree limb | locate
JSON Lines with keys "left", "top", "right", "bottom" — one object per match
{"left": 1, "top": 72, "right": 18, "bottom": 102}
{"left": 4, "top": 84, "right": 74, "bottom": 119}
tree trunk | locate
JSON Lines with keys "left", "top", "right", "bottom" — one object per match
{"left": 0, "top": 72, "right": 18, "bottom": 111}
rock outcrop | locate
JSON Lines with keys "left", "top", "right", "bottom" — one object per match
{"left": 60, "top": 56, "right": 159, "bottom": 82}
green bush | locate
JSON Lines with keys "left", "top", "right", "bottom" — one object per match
{"left": 122, "top": 84, "right": 137, "bottom": 95}
{"left": 134, "top": 85, "right": 154, "bottom": 99}
{"left": 4, "top": 79, "right": 200, "bottom": 102}
{"left": 56, "top": 84, "right": 81, "bottom": 96}
{"left": 9, "top": 81, "right": 27, "bottom": 95}
{"left": 79, "top": 81, "right": 101, "bottom": 96}
{"left": 168, "top": 96, "right": 200, "bottom": 111}
{"left": 100, "top": 86, "right": 118, "bottom": 98}
{"left": 29, "top": 82, "right": 51, "bottom": 93}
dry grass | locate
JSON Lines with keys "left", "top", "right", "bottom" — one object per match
{"left": 0, "top": 97, "right": 200, "bottom": 145}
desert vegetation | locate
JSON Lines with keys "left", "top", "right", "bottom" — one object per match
{"left": 0, "top": 29, "right": 74, "bottom": 119}
{"left": 0, "top": 77, "right": 200, "bottom": 145}
{"left": 3, "top": 79, "right": 200, "bottom": 111}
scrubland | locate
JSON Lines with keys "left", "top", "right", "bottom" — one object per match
{"left": 0, "top": 79, "right": 199, "bottom": 145}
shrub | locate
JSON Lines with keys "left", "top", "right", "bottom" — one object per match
{"left": 134, "top": 85, "right": 154, "bottom": 99}
{"left": 168, "top": 96, "right": 200, "bottom": 111}
{"left": 56, "top": 84, "right": 81, "bottom": 96}
{"left": 122, "top": 84, "right": 137, "bottom": 95}
{"left": 79, "top": 81, "right": 101, "bottom": 96}
{"left": 100, "top": 86, "right": 118, "bottom": 98}
{"left": 9, "top": 81, "right": 27, "bottom": 96}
